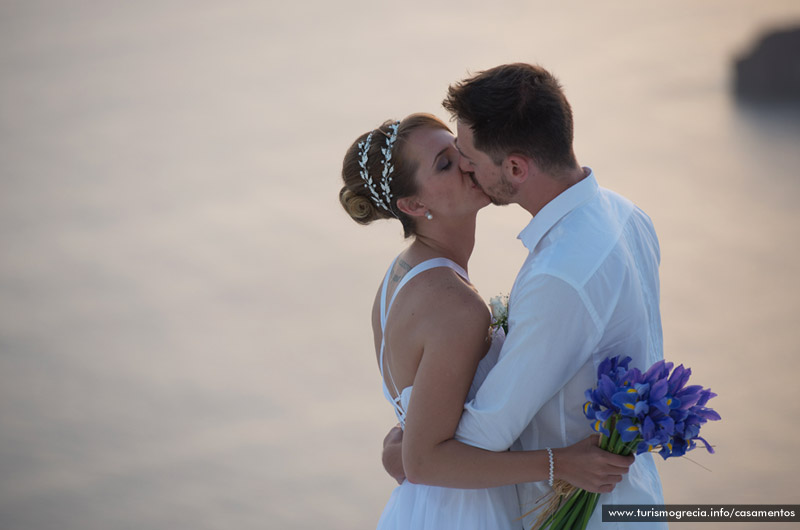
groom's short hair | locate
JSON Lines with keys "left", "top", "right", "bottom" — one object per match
{"left": 443, "top": 63, "right": 577, "bottom": 172}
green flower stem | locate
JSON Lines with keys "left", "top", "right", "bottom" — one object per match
{"left": 610, "top": 430, "right": 622, "bottom": 454}
{"left": 588, "top": 493, "right": 601, "bottom": 526}
{"left": 590, "top": 493, "right": 600, "bottom": 515}
{"left": 614, "top": 432, "right": 628, "bottom": 454}
{"left": 556, "top": 490, "right": 589, "bottom": 530}
{"left": 621, "top": 438, "right": 639, "bottom": 456}
{"left": 578, "top": 492, "right": 599, "bottom": 529}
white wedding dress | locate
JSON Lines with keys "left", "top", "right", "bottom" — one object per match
{"left": 375, "top": 257, "right": 522, "bottom": 530}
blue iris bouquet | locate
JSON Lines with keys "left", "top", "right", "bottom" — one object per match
{"left": 535, "top": 355, "right": 721, "bottom": 530}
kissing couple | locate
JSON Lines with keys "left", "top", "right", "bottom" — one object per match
{"left": 339, "top": 63, "right": 667, "bottom": 530}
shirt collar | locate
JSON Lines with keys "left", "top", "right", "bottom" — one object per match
{"left": 517, "top": 167, "right": 599, "bottom": 252}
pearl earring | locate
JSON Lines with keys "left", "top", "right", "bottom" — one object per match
{"left": 425, "top": 211, "right": 433, "bottom": 220}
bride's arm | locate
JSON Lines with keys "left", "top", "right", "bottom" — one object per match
{"left": 383, "top": 428, "right": 630, "bottom": 493}
{"left": 405, "top": 434, "right": 631, "bottom": 493}
{"left": 397, "top": 287, "right": 632, "bottom": 493}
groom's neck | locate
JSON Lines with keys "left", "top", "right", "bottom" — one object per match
{"left": 519, "top": 165, "right": 588, "bottom": 217}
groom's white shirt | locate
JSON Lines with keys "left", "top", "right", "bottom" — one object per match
{"left": 456, "top": 169, "right": 667, "bottom": 529}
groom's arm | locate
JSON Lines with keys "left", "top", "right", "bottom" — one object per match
{"left": 456, "top": 273, "right": 600, "bottom": 451}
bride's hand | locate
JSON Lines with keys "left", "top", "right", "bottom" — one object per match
{"left": 553, "top": 435, "right": 634, "bottom": 494}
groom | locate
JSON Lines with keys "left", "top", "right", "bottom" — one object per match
{"left": 383, "top": 63, "right": 667, "bottom": 529}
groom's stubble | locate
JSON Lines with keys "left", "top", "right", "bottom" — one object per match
{"left": 467, "top": 170, "right": 516, "bottom": 206}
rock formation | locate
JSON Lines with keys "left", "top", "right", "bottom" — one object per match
{"left": 734, "top": 26, "right": 800, "bottom": 101}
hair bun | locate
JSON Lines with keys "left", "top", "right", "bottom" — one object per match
{"left": 340, "top": 187, "right": 377, "bottom": 224}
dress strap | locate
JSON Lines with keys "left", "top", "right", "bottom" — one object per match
{"left": 386, "top": 257, "right": 469, "bottom": 314}
{"left": 378, "top": 257, "right": 399, "bottom": 405}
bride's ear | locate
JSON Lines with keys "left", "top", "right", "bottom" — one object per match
{"left": 395, "top": 196, "right": 427, "bottom": 218}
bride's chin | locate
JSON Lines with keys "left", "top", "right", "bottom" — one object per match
{"left": 467, "top": 191, "right": 492, "bottom": 211}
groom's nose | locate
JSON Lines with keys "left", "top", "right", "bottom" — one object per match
{"left": 457, "top": 155, "right": 471, "bottom": 174}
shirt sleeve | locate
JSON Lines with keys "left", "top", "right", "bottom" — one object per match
{"left": 455, "top": 273, "right": 601, "bottom": 451}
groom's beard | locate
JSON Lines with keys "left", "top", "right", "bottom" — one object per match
{"left": 468, "top": 171, "right": 514, "bottom": 206}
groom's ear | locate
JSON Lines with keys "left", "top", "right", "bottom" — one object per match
{"left": 395, "top": 196, "right": 427, "bottom": 218}
{"left": 504, "top": 155, "right": 530, "bottom": 185}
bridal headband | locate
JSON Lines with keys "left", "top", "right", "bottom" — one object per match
{"left": 357, "top": 121, "right": 400, "bottom": 217}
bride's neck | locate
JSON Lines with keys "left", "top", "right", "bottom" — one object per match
{"left": 409, "top": 222, "right": 476, "bottom": 271}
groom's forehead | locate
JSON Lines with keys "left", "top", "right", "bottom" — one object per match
{"left": 455, "top": 121, "right": 476, "bottom": 146}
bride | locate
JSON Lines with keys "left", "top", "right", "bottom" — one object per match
{"left": 339, "top": 114, "right": 632, "bottom": 530}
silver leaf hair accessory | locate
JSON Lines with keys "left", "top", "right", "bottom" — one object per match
{"left": 357, "top": 121, "right": 400, "bottom": 217}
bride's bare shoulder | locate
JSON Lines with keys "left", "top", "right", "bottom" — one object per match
{"left": 369, "top": 261, "right": 489, "bottom": 345}
{"left": 408, "top": 268, "right": 489, "bottom": 328}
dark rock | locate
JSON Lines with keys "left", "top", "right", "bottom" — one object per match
{"left": 734, "top": 26, "right": 800, "bottom": 101}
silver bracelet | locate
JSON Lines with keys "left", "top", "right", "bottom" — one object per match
{"left": 546, "top": 447, "right": 554, "bottom": 487}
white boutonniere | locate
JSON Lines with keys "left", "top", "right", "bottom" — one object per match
{"left": 489, "top": 294, "right": 509, "bottom": 334}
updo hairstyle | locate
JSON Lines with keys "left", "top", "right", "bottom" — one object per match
{"left": 339, "top": 113, "right": 450, "bottom": 238}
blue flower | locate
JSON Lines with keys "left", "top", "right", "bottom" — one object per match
{"left": 619, "top": 367, "right": 643, "bottom": 388}
{"left": 596, "top": 374, "right": 619, "bottom": 409}
{"left": 696, "top": 389, "right": 718, "bottom": 407}
{"left": 616, "top": 416, "right": 641, "bottom": 442}
{"left": 583, "top": 400, "right": 598, "bottom": 420}
{"left": 659, "top": 436, "right": 689, "bottom": 459}
{"left": 667, "top": 364, "right": 691, "bottom": 394}
{"left": 693, "top": 407, "right": 722, "bottom": 422}
{"left": 590, "top": 418, "right": 611, "bottom": 437}
{"left": 597, "top": 355, "right": 632, "bottom": 383}
{"left": 692, "top": 436, "right": 715, "bottom": 454}
{"left": 652, "top": 413, "right": 675, "bottom": 439}
{"left": 612, "top": 389, "right": 649, "bottom": 417}
{"left": 675, "top": 385, "right": 705, "bottom": 410}
{"left": 642, "top": 360, "right": 674, "bottom": 385}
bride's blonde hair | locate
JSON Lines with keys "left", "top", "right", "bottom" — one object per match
{"left": 339, "top": 113, "right": 451, "bottom": 238}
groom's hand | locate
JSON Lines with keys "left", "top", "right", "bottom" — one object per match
{"left": 382, "top": 424, "right": 406, "bottom": 484}
{"left": 555, "top": 435, "right": 635, "bottom": 494}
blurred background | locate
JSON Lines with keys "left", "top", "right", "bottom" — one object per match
{"left": 1, "top": 1, "right": 799, "bottom": 529}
